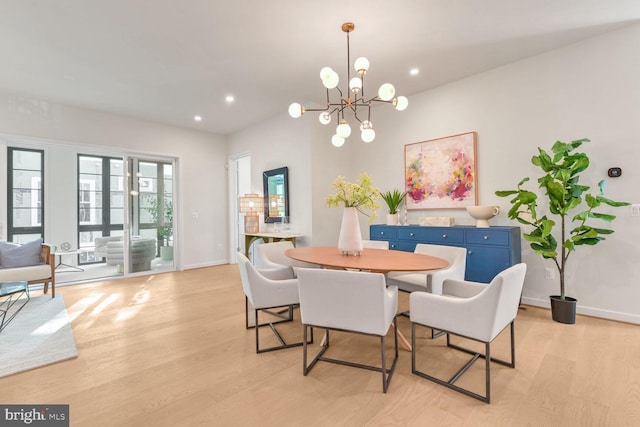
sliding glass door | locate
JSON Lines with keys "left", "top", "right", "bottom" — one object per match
{"left": 126, "top": 157, "right": 174, "bottom": 275}
{"left": 75, "top": 154, "right": 175, "bottom": 279}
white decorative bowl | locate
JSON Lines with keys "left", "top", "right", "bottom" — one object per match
{"left": 466, "top": 206, "right": 500, "bottom": 228}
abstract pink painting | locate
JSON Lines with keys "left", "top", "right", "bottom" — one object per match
{"left": 405, "top": 132, "right": 477, "bottom": 209}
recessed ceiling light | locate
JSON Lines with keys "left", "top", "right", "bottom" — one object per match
{"left": 194, "top": 116, "right": 202, "bottom": 121}
{"left": 410, "top": 68, "right": 420, "bottom": 76}
{"left": 225, "top": 95, "right": 235, "bottom": 103}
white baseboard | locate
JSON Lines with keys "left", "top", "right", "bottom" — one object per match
{"left": 182, "top": 259, "right": 229, "bottom": 270}
{"left": 521, "top": 296, "right": 640, "bottom": 325}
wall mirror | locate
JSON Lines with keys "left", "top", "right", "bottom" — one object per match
{"left": 263, "top": 166, "right": 289, "bottom": 223}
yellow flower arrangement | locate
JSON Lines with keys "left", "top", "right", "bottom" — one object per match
{"left": 326, "top": 173, "right": 381, "bottom": 222}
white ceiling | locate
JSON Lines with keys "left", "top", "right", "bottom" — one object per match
{"left": 1, "top": 0, "right": 639, "bottom": 135}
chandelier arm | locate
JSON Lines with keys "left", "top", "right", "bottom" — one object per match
{"left": 352, "top": 107, "right": 367, "bottom": 124}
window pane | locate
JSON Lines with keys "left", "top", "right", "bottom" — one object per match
{"left": 110, "top": 159, "right": 124, "bottom": 176}
{"left": 139, "top": 162, "right": 157, "bottom": 178}
{"left": 79, "top": 156, "right": 102, "bottom": 174}
{"left": 12, "top": 170, "right": 41, "bottom": 189}
{"left": 78, "top": 231, "right": 103, "bottom": 263}
{"left": 110, "top": 176, "right": 124, "bottom": 192}
{"left": 12, "top": 208, "right": 41, "bottom": 227}
{"left": 79, "top": 173, "right": 102, "bottom": 191}
{"left": 79, "top": 208, "right": 102, "bottom": 225}
{"left": 110, "top": 208, "right": 124, "bottom": 224}
{"left": 12, "top": 189, "right": 42, "bottom": 208}
{"left": 13, "top": 233, "right": 42, "bottom": 244}
{"left": 138, "top": 228, "right": 157, "bottom": 240}
{"left": 110, "top": 192, "right": 124, "bottom": 208}
{"left": 12, "top": 150, "right": 41, "bottom": 170}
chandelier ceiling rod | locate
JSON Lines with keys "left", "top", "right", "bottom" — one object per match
{"left": 288, "top": 22, "right": 408, "bottom": 147}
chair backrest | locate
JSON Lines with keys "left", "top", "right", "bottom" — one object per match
{"left": 237, "top": 252, "right": 257, "bottom": 307}
{"left": 414, "top": 243, "right": 466, "bottom": 269}
{"left": 296, "top": 268, "right": 397, "bottom": 336}
{"left": 489, "top": 263, "right": 527, "bottom": 337}
{"left": 255, "top": 241, "right": 294, "bottom": 268}
{"left": 362, "top": 240, "right": 389, "bottom": 250}
{"left": 237, "top": 252, "right": 299, "bottom": 310}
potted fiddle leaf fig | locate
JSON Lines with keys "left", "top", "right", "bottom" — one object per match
{"left": 381, "top": 189, "right": 406, "bottom": 225}
{"left": 496, "top": 138, "right": 629, "bottom": 324}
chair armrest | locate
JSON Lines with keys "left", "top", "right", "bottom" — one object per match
{"left": 410, "top": 284, "right": 501, "bottom": 342}
{"left": 442, "top": 278, "right": 487, "bottom": 298}
{"left": 259, "top": 266, "right": 295, "bottom": 280}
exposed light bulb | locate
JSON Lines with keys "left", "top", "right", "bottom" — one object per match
{"left": 349, "top": 77, "right": 362, "bottom": 93}
{"left": 361, "top": 128, "right": 376, "bottom": 143}
{"left": 394, "top": 96, "right": 409, "bottom": 111}
{"left": 288, "top": 103, "right": 303, "bottom": 118}
{"left": 354, "top": 57, "right": 369, "bottom": 75}
{"left": 318, "top": 111, "right": 331, "bottom": 125}
{"left": 336, "top": 121, "right": 351, "bottom": 138}
{"left": 331, "top": 134, "right": 345, "bottom": 147}
{"left": 320, "top": 67, "right": 339, "bottom": 89}
{"left": 378, "top": 83, "right": 396, "bottom": 101}
{"left": 360, "top": 120, "right": 373, "bottom": 131}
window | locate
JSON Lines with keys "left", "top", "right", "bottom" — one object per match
{"left": 77, "top": 155, "right": 124, "bottom": 264}
{"left": 7, "top": 147, "right": 44, "bottom": 243}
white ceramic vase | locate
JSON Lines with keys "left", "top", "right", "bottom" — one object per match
{"left": 386, "top": 213, "right": 399, "bottom": 225}
{"left": 338, "top": 207, "right": 363, "bottom": 255}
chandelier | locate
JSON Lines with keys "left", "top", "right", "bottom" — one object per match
{"left": 288, "top": 22, "right": 408, "bottom": 147}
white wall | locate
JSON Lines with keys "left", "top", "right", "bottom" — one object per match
{"left": 228, "top": 113, "right": 315, "bottom": 246}
{"left": 355, "top": 23, "right": 640, "bottom": 322}
{"left": 0, "top": 94, "right": 229, "bottom": 269}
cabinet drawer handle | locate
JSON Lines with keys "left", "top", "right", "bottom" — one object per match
{"left": 410, "top": 233, "right": 414, "bottom": 237}
{"left": 442, "top": 234, "right": 447, "bottom": 238}
{"left": 484, "top": 235, "right": 488, "bottom": 240}
{"left": 468, "top": 250, "right": 473, "bottom": 255}
{"left": 380, "top": 232, "right": 385, "bottom": 236}
{"left": 391, "top": 244, "right": 396, "bottom": 249}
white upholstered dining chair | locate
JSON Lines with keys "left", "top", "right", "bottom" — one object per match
{"left": 410, "top": 263, "right": 527, "bottom": 403}
{"left": 386, "top": 243, "right": 466, "bottom": 295}
{"left": 296, "top": 268, "right": 399, "bottom": 393}
{"left": 237, "top": 252, "right": 311, "bottom": 353}
{"left": 254, "top": 241, "right": 319, "bottom": 275}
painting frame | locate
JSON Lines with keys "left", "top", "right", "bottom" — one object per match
{"left": 404, "top": 131, "right": 477, "bottom": 210}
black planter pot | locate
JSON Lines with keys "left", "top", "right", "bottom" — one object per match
{"left": 550, "top": 295, "right": 577, "bottom": 324}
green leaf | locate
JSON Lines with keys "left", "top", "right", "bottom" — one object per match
{"left": 495, "top": 190, "right": 517, "bottom": 197}
{"left": 597, "top": 196, "right": 631, "bottom": 207}
{"left": 590, "top": 212, "right": 616, "bottom": 222}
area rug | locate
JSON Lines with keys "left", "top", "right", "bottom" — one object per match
{"left": 0, "top": 295, "right": 78, "bottom": 378}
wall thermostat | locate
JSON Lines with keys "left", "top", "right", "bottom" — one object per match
{"left": 607, "top": 167, "right": 622, "bottom": 177}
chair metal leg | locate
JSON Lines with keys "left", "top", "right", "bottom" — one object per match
{"left": 303, "top": 320, "right": 398, "bottom": 393}
{"left": 411, "top": 320, "right": 516, "bottom": 403}
{"left": 254, "top": 306, "right": 313, "bottom": 354}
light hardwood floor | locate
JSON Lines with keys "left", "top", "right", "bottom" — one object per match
{"left": 3, "top": 264, "right": 640, "bottom": 426}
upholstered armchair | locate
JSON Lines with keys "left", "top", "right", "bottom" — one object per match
{"left": 387, "top": 243, "right": 467, "bottom": 295}
{"left": 410, "top": 263, "right": 527, "bottom": 403}
{"left": 94, "top": 236, "right": 156, "bottom": 272}
{"left": 296, "top": 268, "right": 398, "bottom": 393}
{"left": 237, "top": 252, "right": 309, "bottom": 353}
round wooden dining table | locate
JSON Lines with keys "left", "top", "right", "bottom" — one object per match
{"left": 285, "top": 246, "right": 449, "bottom": 273}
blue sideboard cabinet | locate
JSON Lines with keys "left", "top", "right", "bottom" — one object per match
{"left": 370, "top": 225, "right": 521, "bottom": 283}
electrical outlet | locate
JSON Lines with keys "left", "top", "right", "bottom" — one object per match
{"left": 631, "top": 204, "right": 640, "bottom": 217}
{"left": 544, "top": 268, "right": 555, "bottom": 280}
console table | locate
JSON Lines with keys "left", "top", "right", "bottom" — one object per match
{"left": 243, "top": 232, "right": 304, "bottom": 257}
{"left": 370, "top": 225, "right": 521, "bottom": 283}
